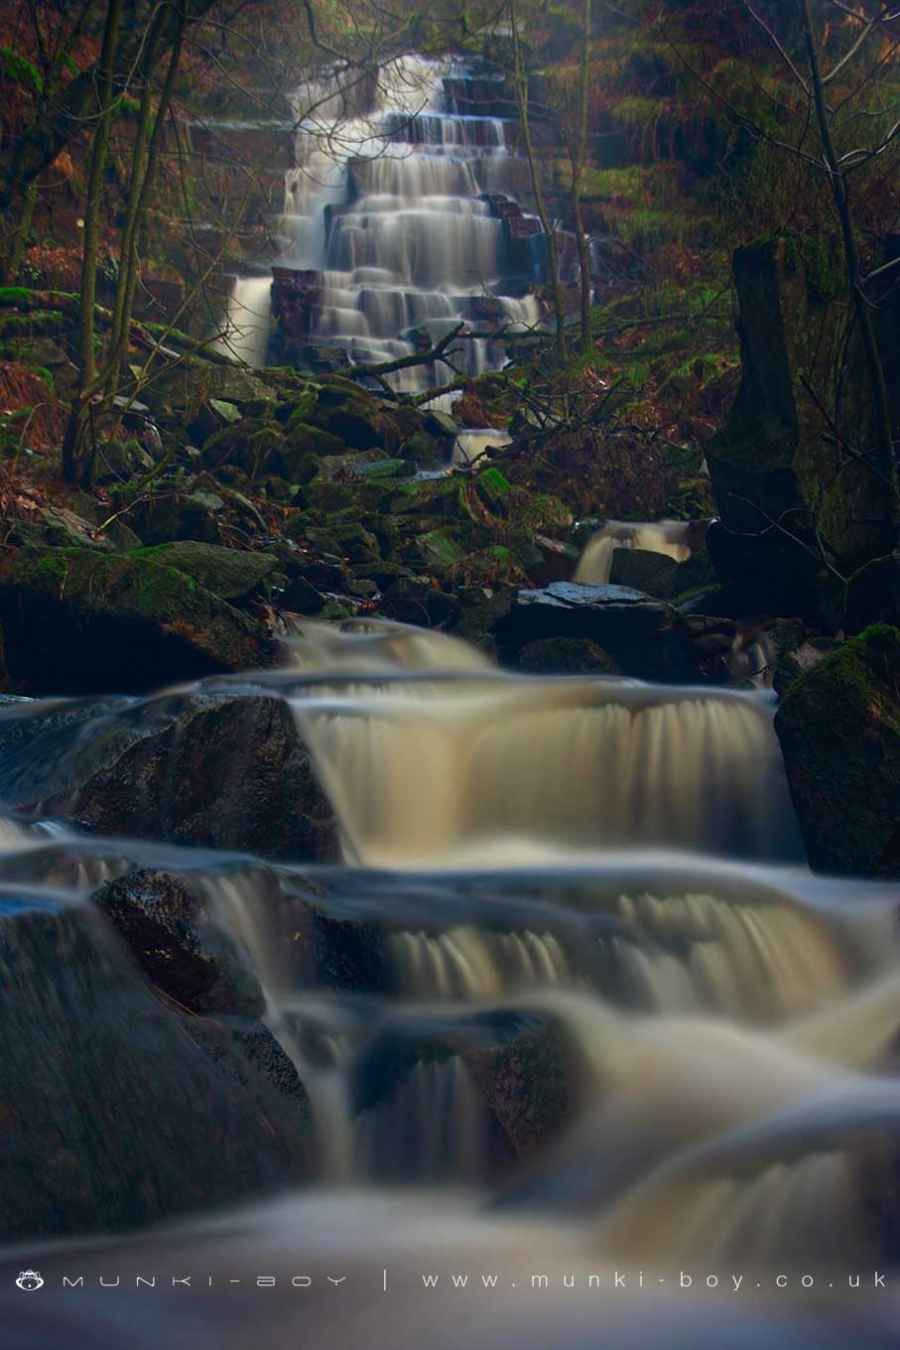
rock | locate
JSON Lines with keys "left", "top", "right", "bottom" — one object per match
{"left": 0, "top": 549, "right": 274, "bottom": 695}
{"left": 380, "top": 575, "right": 460, "bottom": 629}
{"left": 400, "top": 430, "right": 445, "bottom": 469}
{"left": 352, "top": 1009, "right": 571, "bottom": 1170}
{"left": 144, "top": 361, "right": 277, "bottom": 420}
{"left": 772, "top": 635, "right": 841, "bottom": 696}
{"left": 281, "top": 574, "right": 326, "bottom": 614}
{"left": 131, "top": 542, "right": 280, "bottom": 602}
{"left": 609, "top": 547, "right": 680, "bottom": 598}
{"left": 415, "top": 526, "right": 468, "bottom": 574}
{"left": 0, "top": 691, "right": 337, "bottom": 860}
{"left": 128, "top": 490, "right": 225, "bottom": 545}
{"left": 517, "top": 637, "right": 620, "bottom": 675}
{"left": 0, "top": 904, "right": 311, "bottom": 1241}
{"left": 706, "top": 235, "right": 899, "bottom": 614}
{"left": 493, "top": 582, "right": 689, "bottom": 681}
{"left": 304, "top": 521, "right": 381, "bottom": 565}
{"left": 775, "top": 624, "right": 900, "bottom": 876}
{"left": 92, "top": 869, "right": 265, "bottom": 1017}
{"left": 423, "top": 409, "right": 460, "bottom": 439}
{"left": 845, "top": 552, "right": 900, "bottom": 634}
{"left": 446, "top": 546, "right": 529, "bottom": 590}
{"left": 94, "top": 437, "right": 155, "bottom": 483}
{"left": 4, "top": 502, "right": 112, "bottom": 553}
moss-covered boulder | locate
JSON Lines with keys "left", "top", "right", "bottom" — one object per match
{"left": 0, "top": 549, "right": 275, "bottom": 694}
{"left": 127, "top": 489, "right": 225, "bottom": 545}
{"left": 774, "top": 625, "right": 900, "bottom": 876}
{"left": 130, "top": 542, "right": 281, "bottom": 602}
{"left": 144, "top": 361, "right": 277, "bottom": 421}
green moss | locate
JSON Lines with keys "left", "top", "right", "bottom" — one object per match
{"left": 775, "top": 625, "right": 900, "bottom": 876}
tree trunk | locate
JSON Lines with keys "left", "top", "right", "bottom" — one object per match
{"left": 510, "top": 0, "right": 567, "bottom": 361}
{"left": 571, "top": 0, "right": 593, "bottom": 355}
{"left": 64, "top": 0, "right": 125, "bottom": 485}
{"left": 798, "top": 0, "right": 899, "bottom": 530}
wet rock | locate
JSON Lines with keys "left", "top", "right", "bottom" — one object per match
{"left": 493, "top": 582, "right": 689, "bottom": 681}
{"left": 0, "top": 691, "right": 336, "bottom": 861}
{"left": 609, "top": 547, "right": 680, "bottom": 598}
{"left": 0, "top": 905, "right": 311, "bottom": 1241}
{"left": 517, "top": 637, "right": 620, "bottom": 675}
{"left": 380, "top": 576, "right": 460, "bottom": 629}
{"left": 281, "top": 574, "right": 326, "bottom": 614}
{"left": 775, "top": 624, "right": 900, "bottom": 876}
{"left": 92, "top": 869, "right": 265, "bottom": 1017}
{"left": 130, "top": 542, "right": 281, "bottom": 602}
{"left": 0, "top": 549, "right": 274, "bottom": 695}
{"left": 353, "top": 1009, "right": 571, "bottom": 1167}
{"left": 127, "top": 489, "right": 225, "bottom": 545}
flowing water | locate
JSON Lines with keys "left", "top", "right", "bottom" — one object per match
{"left": 575, "top": 520, "right": 696, "bottom": 585}
{"left": 220, "top": 55, "right": 541, "bottom": 399}
{"left": 2, "top": 620, "right": 900, "bottom": 1345}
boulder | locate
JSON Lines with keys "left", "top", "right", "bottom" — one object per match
{"left": 0, "top": 549, "right": 274, "bottom": 695}
{"left": 493, "top": 582, "right": 689, "bottom": 680}
{"left": 706, "top": 235, "right": 899, "bottom": 615}
{"left": 130, "top": 542, "right": 281, "bottom": 602}
{"left": 352, "top": 1009, "right": 571, "bottom": 1171}
{"left": 94, "top": 436, "right": 155, "bottom": 483}
{"left": 517, "top": 637, "right": 620, "bottom": 675}
{"left": 609, "top": 547, "right": 681, "bottom": 598}
{"left": 92, "top": 869, "right": 265, "bottom": 1017}
{"left": 0, "top": 691, "right": 337, "bottom": 861}
{"left": 127, "top": 490, "right": 225, "bottom": 545}
{"left": 143, "top": 361, "right": 277, "bottom": 420}
{"left": 0, "top": 904, "right": 311, "bottom": 1241}
{"left": 775, "top": 624, "right": 900, "bottom": 876}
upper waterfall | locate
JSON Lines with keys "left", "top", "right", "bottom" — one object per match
{"left": 222, "top": 54, "right": 541, "bottom": 393}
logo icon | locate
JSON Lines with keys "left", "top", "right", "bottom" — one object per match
{"left": 16, "top": 1270, "right": 44, "bottom": 1292}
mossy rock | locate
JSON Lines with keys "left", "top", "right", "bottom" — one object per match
{"left": 128, "top": 491, "right": 224, "bottom": 546}
{"left": 303, "top": 522, "right": 381, "bottom": 565}
{"left": 774, "top": 625, "right": 900, "bottom": 877}
{"left": 415, "top": 527, "right": 468, "bottom": 574}
{"left": 281, "top": 418, "right": 346, "bottom": 470}
{"left": 0, "top": 548, "right": 274, "bottom": 694}
{"left": 302, "top": 478, "right": 391, "bottom": 516}
{"left": 399, "top": 430, "right": 445, "bottom": 469}
{"left": 131, "top": 543, "right": 281, "bottom": 602}
{"left": 145, "top": 363, "right": 277, "bottom": 418}
{"left": 446, "top": 545, "right": 528, "bottom": 589}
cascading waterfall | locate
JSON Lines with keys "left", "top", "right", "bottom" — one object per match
{"left": 223, "top": 55, "right": 541, "bottom": 398}
{"left": 3, "top": 616, "right": 900, "bottom": 1347}
{"left": 575, "top": 519, "right": 696, "bottom": 585}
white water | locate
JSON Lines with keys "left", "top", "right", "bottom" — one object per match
{"left": 3, "top": 622, "right": 900, "bottom": 1346}
{"left": 575, "top": 520, "right": 695, "bottom": 584}
{"left": 221, "top": 55, "right": 541, "bottom": 390}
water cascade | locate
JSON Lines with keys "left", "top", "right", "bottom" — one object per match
{"left": 222, "top": 56, "right": 541, "bottom": 399}
{"left": 3, "top": 619, "right": 900, "bottom": 1347}
{"left": 575, "top": 519, "right": 697, "bottom": 585}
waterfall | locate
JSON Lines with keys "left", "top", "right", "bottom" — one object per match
{"left": 575, "top": 520, "right": 695, "bottom": 584}
{"left": 219, "top": 276, "right": 273, "bottom": 367}
{"left": 223, "top": 54, "right": 541, "bottom": 389}
{"left": 4, "top": 612, "right": 900, "bottom": 1341}
{"left": 291, "top": 674, "right": 801, "bottom": 868}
